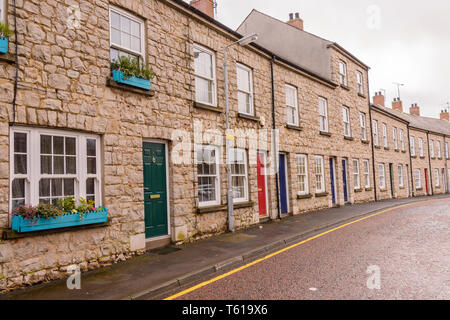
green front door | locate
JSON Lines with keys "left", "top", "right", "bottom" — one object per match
{"left": 143, "top": 142, "right": 168, "bottom": 239}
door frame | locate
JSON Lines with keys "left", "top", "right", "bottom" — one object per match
{"left": 330, "top": 157, "right": 337, "bottom": 205}
{"left": 389, "top": 163, "right": 394, "bottom": 198}
{"left": 279, "top": 153, "right": 290, "bottom": 214}
{"left": 143, "top": 139, "right": 171, "bottom": 242}
{"left": 257, "top": 150, "right": 269, "bottom": 218}
{"left": 424, "top": 168, "right": 429, "bottom": 195}
{"left": 342, "top": 158, "right": 349, "bottom": 203}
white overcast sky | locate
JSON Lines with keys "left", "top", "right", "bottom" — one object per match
{"left": 185, "top": 0, "right": 450, "bottom": 118}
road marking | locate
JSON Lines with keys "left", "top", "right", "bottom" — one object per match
{"left": 309, "top": 288, "right": 318, "bottom": 291}
{"left": 164, "top": 198, "right": 447, "bottom": 300}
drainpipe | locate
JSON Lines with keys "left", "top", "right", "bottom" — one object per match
{"left": 11, "top": 0, "right": 19, "bottom": 125}
{"left": 407, "top": 124, "right": 414, "bottom": 197}
{"left": 426, "top": 131, "right": 434, "bottom": 195}
{"left": 368, "top": 103, "right": 377, "bottom": 201}
{"left": 445, "top": 135, "right": 449, "bottom": 193}
{"left": 270, "top": 56, "right": 281, "bottom": 220}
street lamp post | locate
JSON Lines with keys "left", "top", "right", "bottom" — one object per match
{"left": 223, "top": 33, "right": 258, "bottom": 233}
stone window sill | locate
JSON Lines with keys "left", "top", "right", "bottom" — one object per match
{"left": 107, "top": 79, "right": 155, "bottom": 96}
{"left": 399, "top": 186, "right": 405, "bottom": 190}
{"left": 196, "top": 204, "right": 227, "bottom": 214}
{"left": 315, "top": 192, "right": 329, "bottom": 198}
{"left": 384, "top": 147, "right": 390, "bottom": 151}
{"left": 193, "top": 101, "right": 223, "bottom": 113}
{"left": 1, "top": 220, "right": 110, "bottom": 240}
{"left": 365, "top": 187, "right": 373, "bottom": 191}
{"left": 358, "top": 93, "right": 367, "bottom": 99}
{"left": 354, "top": 188, "right": 363, "bottom": 193}
{"left": 0, "top": 53, "right": 16, "bottom": 64}
{"left": 238, "top": 112, "right": 260, "bottom": 122}
{"left": 435, "top": 186, "right": 441, "bottom": 189}
{"left": 420, "top": 156, "right": 425, "bottom": 159}
{"left": 374, "top": 145, "right": 381, "bottom": 149}
{"left": 379, "top": 188, "right": 387, "bottom": 192}
{"left": 416, "top": 187, "right": 423, "bottom": 191}
{"left": 361, "top": 139, "right": 370, "bottom": 144}
{"left": 340, "top": 84, "right": 350, "bottom": 91}
{"left": 233, "top": 201, "right": 255, "bottom": 209}
{"left": 401, "top": 150, "right": 407, "bottom": 153}
{"left": 344, "top": 136, "right": 354, "bottom": 141}
{"left": 286, "top": 124, "right": 303, "bottom": 132}
{"left": 411, "top": 155, "right": 417, "bottom": 159}
{"left": 297, "top": 193, "right": 313, "bottom": 199}
{"left": 320, "top": 131, "right": 332, "bottom": 137}
{"left": 394, "top": 149, "right": 400, "bottom": 152}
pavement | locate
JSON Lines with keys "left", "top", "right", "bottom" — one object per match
{"left": 1, "top": 194, "right": 449, "bottom": 300}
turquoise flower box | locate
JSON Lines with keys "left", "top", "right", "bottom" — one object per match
{"left": 0, "top": 37, "right": 8, "bottom": 54}
{"left": 11, "top": 208, "right": 108, "bottom": 233}
{"left": 112, "top": 69, "right": 151, "bottom": 90}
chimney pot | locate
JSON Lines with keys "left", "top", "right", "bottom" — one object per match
{"left": 440, "top": 109, "right": 449, "bottom": 122}
{"left": 410, "top": 103, "right": 420, "bottom": 116}
{"left": 373, "top": 91, "right": 385, "bottom": 107}
{"left": 287, "top": 11, "right": 304, "bottom": 30}
{"left": 392, "top": 98, "right": 403, "bottom": 112}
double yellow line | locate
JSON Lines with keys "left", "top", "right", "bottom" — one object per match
{"left": 164, "top": 198, "right": 446, "bottom": 300}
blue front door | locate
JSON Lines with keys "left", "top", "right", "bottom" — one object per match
{"left": 342, "top": 159, "right": 348, "bottom": 203}
{"left": 279, "top": 154, "right": 288, "bottom": 214}
{"left": 330, "top": 158, "right": 336, "bottom": 204}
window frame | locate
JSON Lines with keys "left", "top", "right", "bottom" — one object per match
{"left": 314, "top": 156, "right": 325, "bottom": 193}
{"left": 363, "top": 159, "right": 370, "bottom": 188}
{"left": 430, "top": 140, "right": 435, "bottom": 158}
{"left": 0, "top": 0, "right": 5, "bottom": 23}
{"left": 410, "top": 136, "right": 416, "bottom": 156}
{"left": 400, "top": 129, "right": 405, "bottom": 151}
{"left": 296, "top": 154, "right": 309, "bottom": 195}
{"left": 398, "top": 164, "right": 404, "bottom": 187}
{"left": 230, "top": 148, "right": 249, "bottom": 203}
{"left": 378, "top": 163, "right": 386, "bottom": 189}
{"left": 195, "top": 145, "right": 221, "bottom": 207}
{"left": 393, "top": 127, "right": 398, "bottom": 150}
{"left": 418, "top": 138, "right": 424, "bottom": 157}
{"left": 436, "top": 141, "right": 441, "bottom": 158}
{"left": 236, "top": 63, "right": 254, "bottom": 116}
{"left": 360, "top": 112, "right": 367, "bottom": 141}
{"left": 445, "top": 142, "right": 449, "bottom": 159}
{"left": 193, "top": 43, "right": 217, "bottom": 107}
{"left": 372, "top": 120, "right": 379, "bottom": 146}
{"left": 356, "top": 71, "right": 363, "bottom": 94}
{"left": 382, "top": 123, "right": 388, "bottom": 148}
{"left": 10, "top": 126, "right": 102, "bottom": 211}
{"left": 414, "top": 169, "right": 422, "bottom": 189}
{"left": 342, "top": 106, "right": 351, "bottom": 137}
{"left": 285, "top": 84, "right": 299, "bottom": 126}
{"left": 318, "top": 97, "right": 329, "bottom": 133}
{"left": 109, "top": 5, "right": 146, "bottom": 63}
{"left": 353, "top": 159, "right": 360, "bottom": 190}
{"left": 339, "top": 60, "right": 348, "bottom": 86}
{"left": 434, "top": 169, "right": 440, "bottom": 187}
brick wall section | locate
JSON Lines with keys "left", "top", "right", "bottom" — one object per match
{"left": 371, "top": 108, "right": 410, "bottom": 200}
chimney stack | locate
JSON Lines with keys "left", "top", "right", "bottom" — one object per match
{"left": 440, "top": 109, "right": 449, "bottom": 122}
{"left": 392, "top": 97, "right": 403, "bottom": 112}
{"left": 190, "top": 0, "right": 215, "bottom": 19}
{"left": 373, "top": 91, "right": 385, "bottom": 107}
{"left": 410, "top": 103, "right": 420, "bottom": 116}
{"left": 287, "top": 12, "right": 304, "bottom": 30}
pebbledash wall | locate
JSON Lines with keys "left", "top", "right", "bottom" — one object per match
{"left": 0, "top": 0, "right": 449, "bottom": 293}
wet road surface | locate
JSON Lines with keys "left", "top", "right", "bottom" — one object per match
{"left": 175, "top": 199, "right": 450, "bottom": 300}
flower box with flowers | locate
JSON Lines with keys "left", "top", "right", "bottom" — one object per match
{"left": 11, "top": 198, "right": 108, "bottom": 233}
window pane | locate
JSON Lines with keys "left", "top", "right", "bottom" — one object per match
{"left": 53, "top": 136, "right": 64, "bottom": 154}
{"left": 110, "top": 48, "right": 119, "bottom": 62}
{"left": 195, "top": 50, "right": 213, "bottom": 78}
{"left": 12, "top": 178, "right": 25, "bottom": 198}
{"left": 14, "top": 132, "right": 27, "bottom": 153}
{"left": 131, "top": 20, "right": 140, "bottom": 37}
{"left": 111, "top": 11, "right": 120, "bottom": 29}
{"left": 14, "top": 154, "right": 27, "bottom": 174}
{"left": 66, "top": 156, "right": 76, "bottom": 174}
{"left": 86, "top": 178, "right": 95, "bottom": 195}
{"left": 54, "top": 156, "right": 65, "bottom": 174}
{"left": 87, "top": 158, "right": 97, "bottom": 174}
{"left": 64, "top": 179, "right": 75, "bottom": 196}
{"left": 41, "top": 135, "right": 52, "bottom": 154}
{"left": 111, "top": 28, "right": 121, "bottom": 46}
{"left": 237, "top": 67, "right": 250, "bottom": 92}
{"left": 66, "top": 137, "right": 76, "bottom": 155}
{"left": 12, "top": 199, "right": 25, "bottom": 209}
{"left": 121, "top": 15, "right": 130, "bottom": 33}
{"left": 198, "top": 176, "right": 216, "bottom": 202}
{"left": 195, "top": 77, "right": 213, "bottom": 104}
{"left": 232, "top": 176, "right": 245, "bottom": 198}
{"left": 87, "top": 139, "right": 96, "bottom": 156}
{"left": 131, "top": 36, "right": 141, "bottom": 52}
{"left": 121, "top": 33, "right": 131, "bottom": 49}
{"left": 39, "top": 179, "right": 50, "bottom": 197}
{"left": 41, "top": 155, "right": 52, "bottom": 174}
{"left": 51, "top": 179, "right": 63, "bottom": 197}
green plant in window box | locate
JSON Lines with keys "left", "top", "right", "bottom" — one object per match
{"left": 36, "top": 203, "right": 62, "bottom": 220}
{"left": 74, "top": 197, "right": 96, "bottom": 220}
{"left": 111, "top": 55, "right": 155, "bottom": 80}
{"left": 57, "top": 196, "right": 76, "bottom": 213}
{"left": 0, "top": 22, "right": 12, "bottom": 54}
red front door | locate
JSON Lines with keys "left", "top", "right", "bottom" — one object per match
{"left": 424, "top": 169, "right": 429, "bottom": 195}
{"left": 257, "top": 152, "right": 268, "bottom": 217}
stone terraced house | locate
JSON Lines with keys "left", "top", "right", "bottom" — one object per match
{"left": 0, "top": 0, "right": 449, "bottom": 292}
